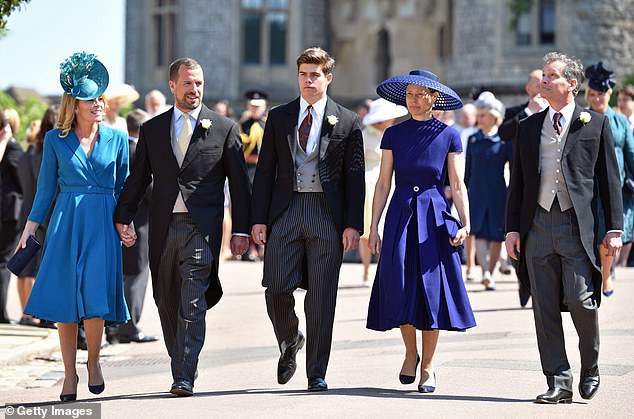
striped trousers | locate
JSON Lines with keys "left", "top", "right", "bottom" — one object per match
{"left": 525, "top": 199, "right": 599, "bottom": 391}
{"left": 155, "top": 213, "right": 212, "bottom": 385}
{"left": 263, "top": 193, "right": 343, "bottom": 380}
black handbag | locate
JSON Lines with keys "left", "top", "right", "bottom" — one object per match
{"left": 7, "top": 235, "right": 42, "bottom": 276}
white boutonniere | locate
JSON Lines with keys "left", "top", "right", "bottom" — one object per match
{"left": 327, "top": 115, "right": 339, "bottom": 126}
{"left": 200, "top": 119, "right": 212, "bottom": 129}
{"left": 579, "top": 112, "right": 592, "bottom": 124}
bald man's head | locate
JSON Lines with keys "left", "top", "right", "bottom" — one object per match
{"left": 525, "top": 69, "right": 542, "bottom": 98}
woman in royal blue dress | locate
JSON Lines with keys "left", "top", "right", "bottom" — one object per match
{"left": 15, "top": 53, "right": 130, "bottom": 402}
{"left": 367, "top": 70, "right": 476, "bottom": 393}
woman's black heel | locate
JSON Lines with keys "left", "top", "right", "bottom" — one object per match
{"left": 88, "top": 364, "right": 105, "bottom": 394}
{"left": 60, "top": 374, "right": 79, "bottom": 402}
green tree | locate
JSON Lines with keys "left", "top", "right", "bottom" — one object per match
{"left": 0, "top": 90, "right": 48, "bottom": 148}
{"left": 0, "top": 0, "right": 32, "bottom": 36}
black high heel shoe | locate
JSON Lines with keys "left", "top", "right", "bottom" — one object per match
{"left": 60, "top": 374, "right": 79, "bottom": 402}
{"left": 399, "top": 355, "right": 420, "bottom": 385}
{"left": 87, "top": 364, "right": 105, "bottom": 395}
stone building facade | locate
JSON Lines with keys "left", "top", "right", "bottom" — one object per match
{"left": 446, "top": 0, "right": 634, "bottom": 101}
{"left": 125, "top": 0, "right": 330, "bottom": 105}
{"left": 125, "top": 0, "right": 634, "bottom": 107}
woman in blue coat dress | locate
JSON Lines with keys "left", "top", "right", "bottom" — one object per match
{"left": 465, "top": 92, "right": 512, "bottom": 291}
{"left": 16, "top": 53, "right": 130, "bottom": 402}
{"left": 584, "top": 62, "right": 634, "bottom": 296}
{"left": 367, "top": 70, "right": 475, "bottom": 393}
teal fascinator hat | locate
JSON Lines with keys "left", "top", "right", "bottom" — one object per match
{"left": 59, "top": 52, "right": 109, "bottom": 100}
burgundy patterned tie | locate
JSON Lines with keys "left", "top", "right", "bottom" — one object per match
{"left": 553, "top": 112, "right": 562, "bottom": 135}
{"left": 298, "top": 105, "right": 313, "bottom": 152}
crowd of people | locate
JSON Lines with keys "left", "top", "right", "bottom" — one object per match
{"left": 0, "top": 46, "right": 631, "bottom": 406}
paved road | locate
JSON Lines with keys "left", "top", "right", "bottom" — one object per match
{"left": 1, "top": 261, "right": 633, "bottom": 418}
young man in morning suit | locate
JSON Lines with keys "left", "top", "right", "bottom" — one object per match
{"left": 506, "top": 52, "right": 623, "bottom": 404}
{"left": 251, "top": 47, "right": 365, "bottom": 392}
{"left": 114, "top": 58, "right": 251, "bottom": 397}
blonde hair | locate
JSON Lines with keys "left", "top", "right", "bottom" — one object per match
{"left": 56, "top": 93, "right": 77, "bottom": 137}
{"left": 4, "top": 108, "right": 20, "bottom": 134}
{"left": 584, "top": 87, "right": 613, "bottom": 103}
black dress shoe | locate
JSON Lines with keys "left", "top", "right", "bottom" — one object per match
{"left": 117, "top": 332, "right": 159, "bottom": 344}
{"left": 535, "top": 388, "right": 573, "bottom": 404}
{"left": 579, "top": 366, "right": 600, "bottom": 400}
{"left": 170, "top": 380, "right": 194, "bottom": 397}
{"left": 277, "top": 331, "right": 305, "bottom": 385}
{"left": 308, "top": 377, "right": 328, "bottom": 392}
{"left": 519, "top": 287, "right": 531, "bottom": 308}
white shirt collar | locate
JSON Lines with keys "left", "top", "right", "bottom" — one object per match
{"left": 173, "top": 104, "right": 202, "bottom": 124}
{"left": 299, "top": 96, "right": 327, "bottom": 120}
{"left": 547, "top": 101, "right": 576, "bottom": 131}
{"left": 129, "top": 136, "right": 139, "bottom": 144}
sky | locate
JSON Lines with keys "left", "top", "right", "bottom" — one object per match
{"left": 0, "top": 0, "right": 125, "bottom": 96}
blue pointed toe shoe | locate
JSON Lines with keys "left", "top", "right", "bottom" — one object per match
{"left": 417, "top": 371, "right": 436, "bottom": 393}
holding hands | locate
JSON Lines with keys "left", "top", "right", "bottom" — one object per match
{"left": 603, "top": 231, "right": 623, "bottom": 257}
{"left": 230, "top": 236, "right": 249, "bottom": 256}
{"left": 115, "top": 223, "right": 137, "bottom": 248}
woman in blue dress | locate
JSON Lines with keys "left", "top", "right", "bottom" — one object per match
{"left": 584, "top": 62, "right": 634, "bottom": 296}
{"left": 465, "top": 92, "right": 512, "bottom": 291}
{"left": 15, "top": 53, "right": 130, "bottom": 402}
{"left": 367, "top": 70, "right": 476, "bottom": 393}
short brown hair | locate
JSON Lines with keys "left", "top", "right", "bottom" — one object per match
{"left": 296, "top": 47, "right": 335, "bottom": 75}
{"left": 618, "top": 85, "right": 634, "bottom": 101}
{"left": 169, "top": 57, "right": 202, "bottom": 82}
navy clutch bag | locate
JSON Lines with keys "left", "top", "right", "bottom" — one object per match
{"left": 7, "top": 235, "right": 42, "bottom": 276}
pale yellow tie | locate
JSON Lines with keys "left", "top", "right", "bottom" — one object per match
{"left": 178, "top": 113, "right": 192, "bottom": 156}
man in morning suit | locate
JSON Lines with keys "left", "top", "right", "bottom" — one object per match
{"left": 505, "top": 52, "right": 623, "bottom": 404}
{"left": 114, "top": 58, "right": 251, "bottom": 396}
{"left": 251, "top": 47, "right": 364, "bottom": 392}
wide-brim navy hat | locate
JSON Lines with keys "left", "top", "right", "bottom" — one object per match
{"left": 59, "top": 52, "right": 109, "bottom": 100}
{"left": 585, "top": 61, "right": 616, "bottom": 93}
{"left": 377, "top": 70, "right": 463, "bottom": 111}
